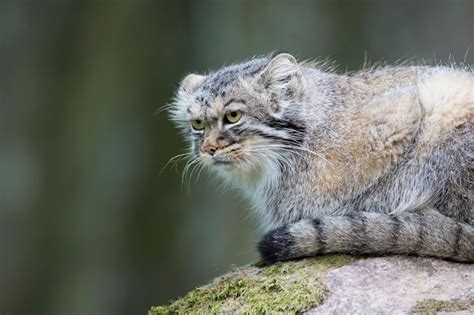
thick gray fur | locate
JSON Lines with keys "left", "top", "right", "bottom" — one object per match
{"left": 170, "top": 53, "right": 474, "bottom": 263}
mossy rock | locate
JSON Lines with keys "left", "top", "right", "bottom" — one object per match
{"left": 150, "top": 255, "right": 474, "bottom": 314}
{"left": 149, "top": 255, "right": 352, "bottom": 314}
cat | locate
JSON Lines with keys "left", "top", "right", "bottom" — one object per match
{"left": 170, "top": 53, "right": 473, "bottom": 262}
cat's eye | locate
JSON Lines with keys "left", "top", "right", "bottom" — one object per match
{"left": 225, "top": 110, "right": 242, "bottom": 124}
{"left": 191, "top": 119, "right": 205, "bottom": 130}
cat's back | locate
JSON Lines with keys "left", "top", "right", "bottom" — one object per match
{"left": 349, "top": 65, "right": 474, "bottom": 142}
{"left": 416, "top": 66, "right": 474, "bottom": 143}
{"left": 351, "top": 65, "right": 421, "bottom": 93}
{"left": 299, "top": 64, "right": 473, "bottom": 206}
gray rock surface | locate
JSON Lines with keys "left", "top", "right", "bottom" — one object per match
{"left": 309, "top": 256, "right": 474, "bottom": 314}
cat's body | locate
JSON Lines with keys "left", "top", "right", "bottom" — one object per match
{"left": 171, "top": 53, "right": 473, "bottom": 262}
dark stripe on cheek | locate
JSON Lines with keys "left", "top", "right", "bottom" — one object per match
{"left": 263, "top": 117, "right": 307, "bottom": 134}
{"left": 245, "top": 112, "right": 306, "bottom": 136}
{"left": 231, "top": 124, "right": 286, "bottom": 141}
{"left": 233, "top": 127, "right": 248, "bottom": 136}
{"left": 259, "top": 117, "right": 307, "bottom": 144}
{"left": 252, "top": 130, "right": 292, "bottom": 142}
{"left": 231, "top": 124, "right": 300, "bottom": 147}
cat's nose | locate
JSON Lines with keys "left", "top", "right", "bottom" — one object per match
{"left": 201, "top": 143, "right": 217, "bottom": 156}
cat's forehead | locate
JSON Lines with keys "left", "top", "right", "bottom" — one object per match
{"left": 187, "top": 58, "right": 268, "bottom": 117}
{"left": 198, "top": 58, "right": 268, "bottom": 99}
{"left": 187, "top": 95, "right": 225, "bottom": 118}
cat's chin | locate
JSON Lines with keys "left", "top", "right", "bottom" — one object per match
{"left": 212, "top": 159, "right": 233, "bottom": 166}
{"left": 201, "top": 157, "right": 234, "bottom": 168}
{"left": 209, "top": 160, "right": 239, "bottom": 173}
{"left": 212, "top": 160, "right": 273, "bottom": 185}
{"left": 201, "top": 155, "right": 274, "bottom": 181}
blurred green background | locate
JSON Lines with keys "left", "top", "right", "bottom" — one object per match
{"left": 1, "top": 1, "right": 473, "bottom": 314}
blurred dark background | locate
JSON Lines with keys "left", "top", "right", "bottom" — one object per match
{"left": 1, "top": 1, "right": 473, "bottom": 314}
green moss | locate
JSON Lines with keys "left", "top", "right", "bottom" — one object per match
{"left": 149, "top": 255, "right": 353, "bottom": 315}
{"left": 306, "top": 254, "right": 353, "bottom": 269}
{"left": 259, "top": 254, "right": 352, "bottom": 277}
{"left": 412, "top": 298, "right": 474, "bottom": 314}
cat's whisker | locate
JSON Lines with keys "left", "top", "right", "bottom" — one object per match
{"left": 250, "top": 140, "right": 337, "bottom": 171}
{"left": 189, "top": 160, "right": 205, "bottom": 187}
{"left": 181, "top": 157, "right": 200, "bottom": 191}
{"left": 154, "top": 103, "right": 173, "bottom": 116}
{"left": 160, "top": 152, "right": 191, "bottom": 175}
{"left": 195, "top": 162, "right": 207, "bottom": 183}
{"left": 187, "top": 158, "right": 204, "bottom": 192}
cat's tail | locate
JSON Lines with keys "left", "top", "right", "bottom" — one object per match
{"left": 258, "top": 210, "right": 473, "bottom": 263}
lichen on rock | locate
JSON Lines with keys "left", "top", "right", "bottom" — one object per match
{"left": 149, "top": 255, "right": 352, "bottom": 314}
{"left": 412, "top": 298, "right": 474, "bottom": 314}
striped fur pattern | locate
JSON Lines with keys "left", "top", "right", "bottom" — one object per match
{"left": 170, "top": 53, "right": 474, "bottom": 263}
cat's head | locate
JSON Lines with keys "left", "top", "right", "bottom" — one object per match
{"left": 170, "top": 53, "right": 307, "bottom": 181}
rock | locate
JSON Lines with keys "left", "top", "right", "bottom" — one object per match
{"left": 149, "top": 255, "right": 474, "bottom": 314}
{"left": 308, "top": 256, "right": 473, "bottom": 314}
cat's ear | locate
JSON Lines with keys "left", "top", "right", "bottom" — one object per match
{"left": 179, "top": 74, "right": 206, "bottom": 93}
{"left": 258, "top": 53, "right": 304, "bottom": 103}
